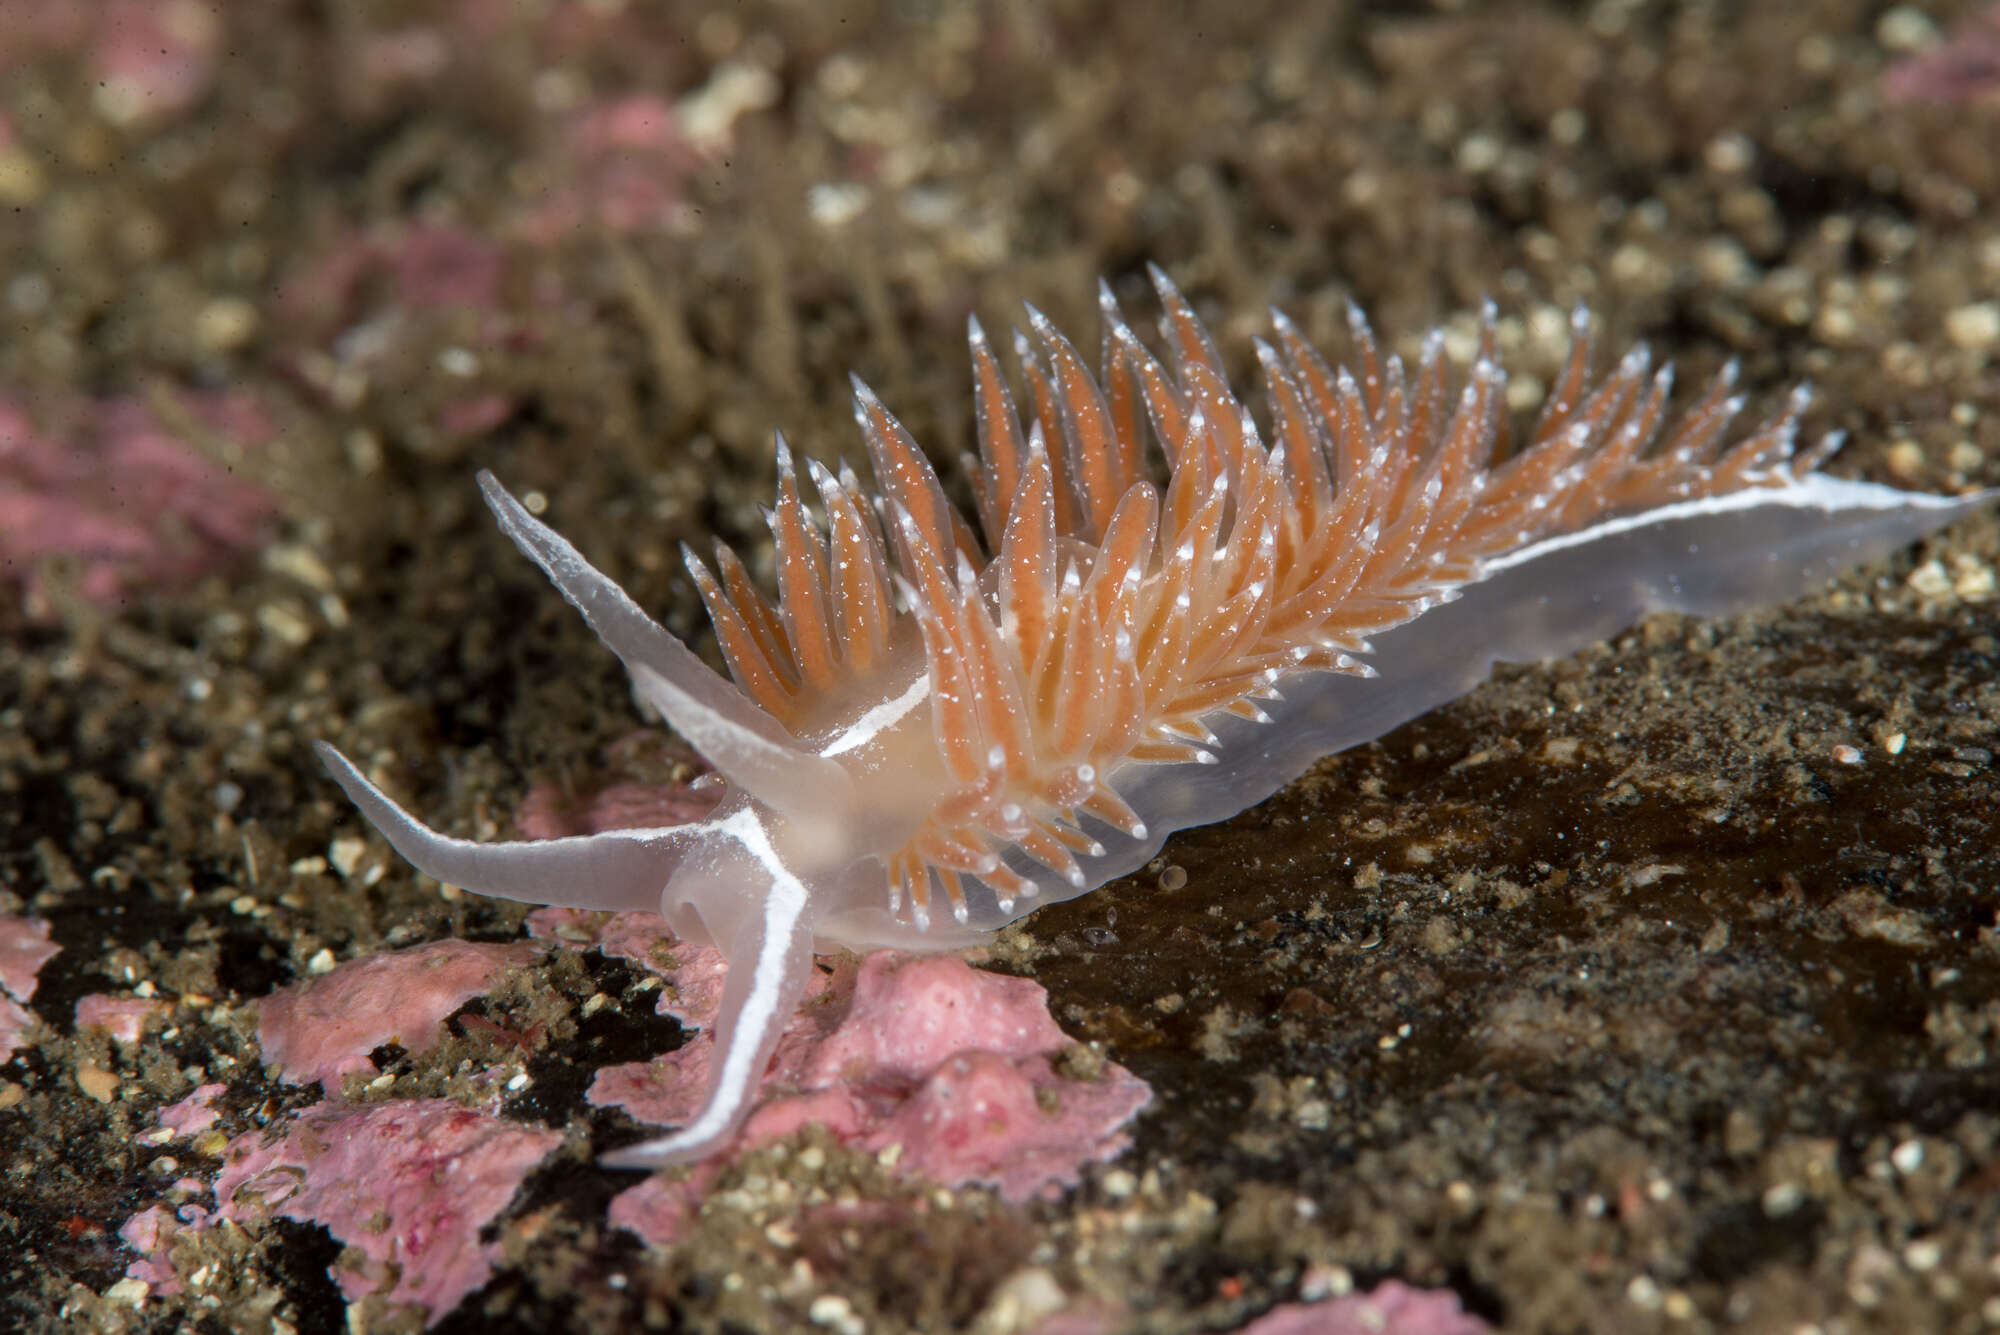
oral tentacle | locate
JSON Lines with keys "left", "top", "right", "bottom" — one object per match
{"left": 478, "top": 471, "right": 854, "bottom": 823}
{"left": 313, "top": 741, "right": 696, "bottom": 912}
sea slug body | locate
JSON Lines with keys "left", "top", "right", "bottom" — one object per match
{"left": 318, "top": 265, "right": 1994, "bottom": 1168}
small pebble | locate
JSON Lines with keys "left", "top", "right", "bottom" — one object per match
{"left": 77, "top": 1065, "right": 120, "bottom": 1102}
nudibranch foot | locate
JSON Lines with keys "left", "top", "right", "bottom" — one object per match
{"left": 599, "top": 808, "right": 818, "bottom": 1168}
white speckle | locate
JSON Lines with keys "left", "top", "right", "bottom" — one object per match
{"left": 677, "top": 60, "right": 779, "bottom": 150}
{"left": 808, "top": 1293, "right": 865, "bottom": 1335}
{"left": 808, "top": 181, "right": 870, "bottom": 229}
{"left": 1876, "top": 5, "right": 1939, "bottom": 52}
{"left": 1762, "top": 1182, "right": 1805, "bottom": 1217}
{"left": 1625, "top": 1276, "right": 1662, "bottom": 1311}
{"left": 328, "top": 836, "right": 368, "bottom": 878}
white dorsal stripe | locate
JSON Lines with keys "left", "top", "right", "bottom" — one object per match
{"left": 1482, "top": 474, "right": 1992, "bottom": 577}
{"left": 819, "top": 672, "right": 930, "bottom": 757}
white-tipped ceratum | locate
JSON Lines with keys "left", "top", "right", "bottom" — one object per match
{"left": 319, "top": 266, "right": 1994, "bottom": 1167}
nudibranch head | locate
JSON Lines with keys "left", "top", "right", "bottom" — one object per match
{"left": 320, "top": 265, "right": 1992, "bottom": 1166}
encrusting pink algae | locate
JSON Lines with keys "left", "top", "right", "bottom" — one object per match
{"left": 0, "top": 392, "right": 277, "bottom": 613}
{"left": 1228, "top": 1282, "right": 1490, "bottom": 1335}
{"left": 73, "top": 993, "right": 170, "bottom": 1047}
{"left": 123, "top": 1099, "right": 563, "bottom": 1327}
{"left": 118, "top": 904, "right": 1149, "bottom": 1322}
{"left": 0, "top": 915, "right": 58, "bottom": 1060}
{"left": 529, "top": 908, "right": 1152, "bottom": 1241}
{"left": 254, "top": 938, "right": 544, "bottom": 1089}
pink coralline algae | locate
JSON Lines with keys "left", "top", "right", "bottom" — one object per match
{"left": 1231, "top": 1284, "right": 1490, "bottom": 1335}
{"left": 124, "top": 1098, "right": 562, "bottom": 1327}
{"left": 0, "top": 914, "right": 58, "bottom": 1000}
{"left": 74, "top": 993, "right": 170, "bottom": 1046}
{"left": 533, "top": 911, "right": 1149, "bottom": 1241}
{"left": 527, "top": 907, "right": 722, "bottom": 1012}
{"left": 0, "top": 0, "right": 220, "bottom": 131}
{"left": 0, "top": 994, "right": 34, "bottom": 1062}
{"left": 280, "top": 223, "right": 507, "bottom": 333}
{"left": 256, "top": 939, "right": 542, "bottom": 1088}
{"left": 513, "top": 733, "right": 720, "bottom": 842}
{"left": 1882, "top": 4, "right": 2000, "bottom": 105}
{"left": 276, "top": 221, "right": 537, "bottom": 443}
{"left": 0, "top": 914, "right": 58, "bottom": 1060}
{"left": 148, "top": 1083, "right": 227, "bottom": 1140}
{"left": 683, "top": 951, "right": 1151, "bottom": 1204}
{"left": 0, "top": 392, "right": 277, "bottom": 614}
{"left": 515, "top": 775, "right": 721, "bottom": 842}
{"left": 516, "top": 93, "right": 704, "bottom": 242}
{"left": 86, "top": 0, "right": 223, "bottom": 129}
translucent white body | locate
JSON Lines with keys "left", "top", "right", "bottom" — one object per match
{"left": 319, "top": 277, "right": 1994, "bottom": 1168}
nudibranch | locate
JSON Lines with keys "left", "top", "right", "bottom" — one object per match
{"left": 318, "top": 265, "right": 1993, "bottom": 1168}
